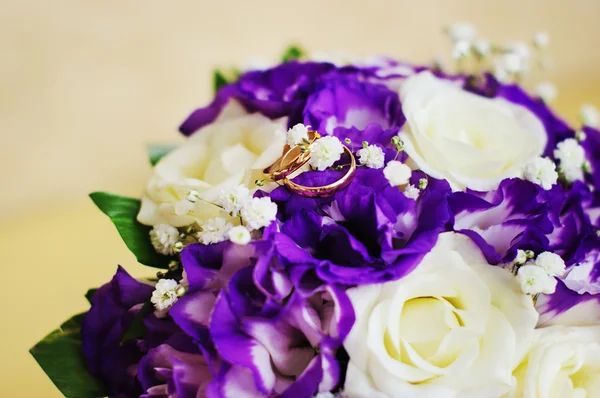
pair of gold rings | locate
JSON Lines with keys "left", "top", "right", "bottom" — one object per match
{"left": 263, "top": 130, "right": 356, "bottom": 197}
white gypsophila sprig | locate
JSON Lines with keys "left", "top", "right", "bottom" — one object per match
{"left": 554, "top": 138, "right": 586, "bottom": 182}
{"left": 196, "top": 217, "right": 233, "bottom": 245}
{"left": 580, "top": 104, "right": 599, "bottom": 127}
{"left": 446, "top": 22, "right": 477, "bottom": 43}
{"left": 523, "top": 157, "right": 558, "bottom": 190}
{"left": 516, "top": 264, "right": 557, "bottom": 295}
{"left": 403, "top": 184, "right": 420, "bottom": 200}
{"left": 533, "top": 81, "right": 557, "bottom": 103}
{"left": 357, "top": 144, "right": 385, "bottom": 169}
{"left": 473, "top": 38, "right": 491, "bottom": 57}
{"left": 308, "top": 136, "right": 344, "bottom": 171}
{"left": 241, "top": 197, "right": 278, "bottom": 231}
{"left": 535, "top": 252, "right": 566, "bottom": 276}
{"left": 228, "top": 225, "right": 252, "bottom": 245}
{"left": 451, "top": 40, "right": 472, "bottom": 60}
{"left": 514, "top": 249, "right": 528, "bottom": 265}
{"left": 383, "top": 160, "right": 412, "bottom": 186}
{"left": 149, "top": 224, "right": 180, "bottom": 255}
{"left": 287, "top": 123, "right": 311, "bottom": 146}
{"left": 151, "top": 279, "right": 185, "bottom": 318}
{"left": 533, "top": 31, "right": 550, "bottom": 49}
{"left": 217, "top": 184, "right": 252, "bottom": 216}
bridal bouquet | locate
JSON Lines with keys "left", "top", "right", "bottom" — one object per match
{"left": 32, "top": 25, "right": 600, "bottom": 398}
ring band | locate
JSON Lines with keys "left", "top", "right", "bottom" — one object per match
{"left": 263, "top": 130, "right": 320, "bottom": 181}
{"left": 283, "top": 145, "right": 356, "bottom": 198}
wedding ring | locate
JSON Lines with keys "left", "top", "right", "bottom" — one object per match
{"left": 283, "top": 145, "right": 356, "bottom": 198}
{"left": 263, "top": 130, "right": 320, "bottom": 181}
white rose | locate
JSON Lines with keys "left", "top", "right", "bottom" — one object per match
{"left": 138, "top": 102, "right": 286, "bottom": 227}
{"left": 511, "top": 326, "right": 600, "bottom": 397}
{"left": 399, "top": 72, "right": 547, "bottom": 191}
{"left": 343, "top": 232, "right": 539, "bottom": 398}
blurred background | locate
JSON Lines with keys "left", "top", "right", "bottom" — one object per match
{"left": 1, "top": 0, "right": 600, "bottom": 395}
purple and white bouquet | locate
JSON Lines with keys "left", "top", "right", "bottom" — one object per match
{"left": 32, "top": 25, "right": 600, "bottom": 398}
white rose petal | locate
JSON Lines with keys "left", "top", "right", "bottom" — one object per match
{"left": 196, "top": 217, "right": 233, "bottom": 245}
{"left": 228, "top": 225, "right": 252, "bottom": 245}
{"left": 535, "top": 252, "right": 566, "bottom": 276}
{"left": 308, "top": 136, "right": 344, "bottom": 171}
{"left": 137, "top": 102, "right": 287, "bottom": 227}
{"left": 343, "top": 232, "right": 539, "bottom": 398}
{"left": 357, "top": 145, "right": 385, "bottom": 169}
{"left": 149, "top": 224, "right": 180, "bottom": 255}
{"left": 241, "top": 197, "right": 278, "bottom": 231}
{"left": 287, "top": 123, "right": 310, "bottom": 146}
{"left": 399, "top": 71, "right": 547, "bottom": 191}
{"left": 512, "top": 326, "right": 600, "bottom": 397}
{"left": 516, "top": 264, "right": 557, "bottom": 295}
{"left": 523, "top": 157, "right": 558, "bottom": 190}
{"left": 383, "top": 160, "right": 412, "bottom": 186}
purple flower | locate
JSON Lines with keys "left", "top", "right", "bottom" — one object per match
{"left": 82, "top": 266, "right": 154, "bottom": 397}
{"left": 582, "top": 126, "right": 600, "bottom": 190}
{"left": 138, "top": 335, "right": 212, "bottom": 398}
{"left": 537, "top": 279, "right": 600, "bottom": 327}
{"left": 562, "top": 233, "right": 600, "bottom": 295}
{"left": 448, "top": 178, "right": 553, "bottom": 264}
{"left": 271, "top": 168, "right": 451, "bottom": 285}
{"left": 179, "top": 62, "right": 336, "bottom": 135}
{"left": 208, "top": 265, "right": 354, "bottom": 397}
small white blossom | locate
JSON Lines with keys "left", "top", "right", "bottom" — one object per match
{"left": 185, "top": 189, "right": 201, "bottom": 203}
{"left": 217, "top": 184, "right": 252, "bottom": 216}
{"left": 383, "top": 161, "right": 412, "bottom": 186}
{"left": 576, "top": 130, "right": 587, "bottom": 142}
{"left": 357, "top": 144, "right": 385, "bottom": 169}
{"left": 150, "top": 224, "right": 180, "bottom": 255}
{"left": 580, "top": 104, "right": 599, "bottom": 127}
{"left": 533, "top": 81, "right": 557, "bottom": 102}
{"left": 515, "top": 249, "right": 528, "bottom": 265}
{"left": 241, "top": 197, "right": 278, "bottom": 231}
{"left": 523, "top": 157, "right": 558, "bottom": 190}
{"left": 403, "top": 184, "right": 420, "bottom": 200}
{"left": 228, "top": 225, "right": 251, "bottom": 245}
{"left": 451, "top": 40, "right": 472, "bottom": 60}
{"left": 151, "top": 279, "right": 180, "bottom": 317}
{"left": 533, "top": 31, "right": 550, "bottom": 48}
{"left": 473, "top": 39, "right": 491, "bottom": 57}
{"left": 196, "top": 217, "right": 233, "bottom": 245}
{"left": 507, "top": 41, "right": 531, "bottom": 60}
{"left": 554, "top": 138, "right": 586, "bottom": 181}
{"left": 535, "top": 252, "right": 566, "bottom": 276}
{"left": 446, "top": 22, "right": 477, "bottom": 43}
{"left": 499, "top": 52, "right": 524, "bottom": 74}
{"left": 516, "top": 264, "right": 557, "bottom": 295}
{"left": 308, "top": 136, "right": 344, "bottom": 171}
{"left": 287, "top": 123, "right": 310, "bottom": 146}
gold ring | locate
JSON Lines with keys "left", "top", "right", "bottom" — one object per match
{"left": 263, "top": 130, "right": 320, "bottom": 181}
{"left": 283, "top": 145, "right": 356, "bottom": 197}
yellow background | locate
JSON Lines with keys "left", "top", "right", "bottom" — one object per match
{"left": 2, "top": 1, "right": 600, "bottom": 396}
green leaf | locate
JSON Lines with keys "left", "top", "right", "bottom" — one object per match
{"left": 85, "top": 288, "right": 97, "bottom": 304}
{"left": 30, "top": 313, "right": 107, "bottom": 398}
{"left": 147, "top": 144, "right": 178, "bottom": 166}
{"left": 213, "top": 70, "right": 229, "bottom": 93}
{"left": 90, "top": 192, "right": 172, "bottom": 268}
{"left": 120, "top": 301, "right": 153, "bottom": 344}
{"left": 281, "top": 45, "right": 305, "bottom": 63}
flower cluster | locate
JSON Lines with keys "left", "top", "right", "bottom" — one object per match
{"left": 32, "top": 26, "right": 600, "bottom": 398}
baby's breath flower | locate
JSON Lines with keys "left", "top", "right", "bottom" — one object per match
{"left": 533, "top": 81, "right": 557, "bottom": 102}
{"left": 228, "top": 225, "right": 251, "bottom": 245}
{"left": 535, "top": 252, "right": 566, "bottom": 277}
{"left": 554, "top": 138, "right": 586, "bottom": 181}
{"left": 523, "top": 157, "right": 558, "bottom": 190}
{"left": 451, "top": 40, "right": 472, "bottom": 60}
{"left": 308, "top": 136, "right": 344, "bottom": 171}
{"left": 357, "top": 144, "right": 385, "bottom": 169}
{"left": 473, "top": 38, "right": 491, "bottom": 57}
{"left": 514, "top": 249, "right": 528, "bottom": 265}
{"left": 403, "top": 184, "right": 420, "bottom": 200}
{"left": 580, "top": 104, "right": 599, "bottom": 127}
{"left": 241, "top": 197, "right": 278, "bottom": 231}
{"left": 287, "top": 123, "right": 310, "bottom": 146}
{"left": 533, "top": 31, "right": 550, "bottom": 48}
{"left": 383, "top": 160, "right": 411, "bottom": 186}
{"left": 217, "top": 184, "right": 251, "bottom": 216}
{"left": 576, "top": 130, "right": 587, "bottom": 142}
{"left": 516, "top": 264, "right": 557, "bottom": 295}
{"left": 196, "top": 217, "right": 233, "bottom": 245}
{"left": 446, "top": 22, "right": 477, "bottom": 43}
{"left": 150, "top": 224, "right": 180, "bottom": 255}
{"left": 151, "top": 279, "right": 180, "bottom": 317}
